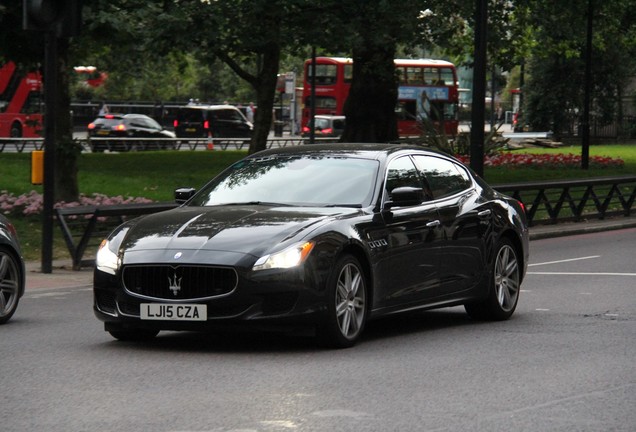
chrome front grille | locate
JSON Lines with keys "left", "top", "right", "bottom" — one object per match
{"left": 122, "top": 265, "right": 238, "bottom": 300}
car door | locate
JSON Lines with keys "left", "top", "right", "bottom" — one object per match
{"left": 412, "top": 155, "right": 491, "bottom": 295}
{"left": 368, "top": 155, "right": 444, "bottom": 310}
{"left": 214, "top": 108, "right": 251, "bottom": 138}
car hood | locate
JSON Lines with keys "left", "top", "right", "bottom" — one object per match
{"left": 119, "top": 205, "right": 358, "bottom": 265}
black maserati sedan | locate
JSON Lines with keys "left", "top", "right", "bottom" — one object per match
{"left": 94, "top": 144, "right": 529, "bottom": 347}
{"left": 0, "top": 214, "right": 25, "bottom": 325}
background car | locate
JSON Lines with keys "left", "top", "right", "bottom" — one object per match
{"left": 87, "top": 113, "right": 176, "bottom": 138}
{"left": 87, "top": 113, "right": 176, "bottom": 152}
{"left": 0, "top": 214, "right": 25, "bottom": 324}
{"left": 93, "top": 144, "right": 529, "bottom": 348}
{"left": 173, "top": 104, "right": 253, "bottom": 138}
{"left": 301, "top": 115, "right": 346, "bottom": 138}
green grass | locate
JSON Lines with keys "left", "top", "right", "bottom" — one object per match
{"left": 2, "top": 144, "right": 634, "bottom": 261}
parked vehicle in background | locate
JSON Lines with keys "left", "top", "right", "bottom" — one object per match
{"left": 173, "top": 104, "right": 253, "bottom": 139}
{"left": 88, "top": 113, "right": 175, "bottom": 139}
{"left": 93, "top": 143, "right": 529, "bottom": 348}
{"left": 0, "top": 214, "right": 25, "bottom": 324}
{"left": 0, "top": 61, "right": 43, "bottom": 138}
{"left": 302, "top": 57, "right": 459, "bottom": 137}
{"left": 87, "top": 113, "right": 176, "bottom": 152}
{"left": 302, "top": 115, "right": 346, "bottom": 138}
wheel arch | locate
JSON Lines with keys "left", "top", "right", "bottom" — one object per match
{"left": 498, "top": 229, "right": 526, "bottom": 283}
{"left": 338, "top": 243, "right": 374, "bottom": 311}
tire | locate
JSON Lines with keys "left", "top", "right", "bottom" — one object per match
{"left": 0, "top": 248, "right": 23, "bottom": 324}
{"left": 465, "top": 238, "right": 521, "bottom": 321}
{"left": 10, "top": 122, "right": 22, "bottom": 138}
{"left": 317, "top": 254, "right": 367, "bottom": 348}
{"left": 107, "top": 327, "right": 159, "bottom": 342}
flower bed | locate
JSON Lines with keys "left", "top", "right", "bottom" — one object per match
{"left": 1, "top": 191, "right": 153, "bottom": 217}
{"left": 454, "top": 152, "right": 624, "bottom": 169}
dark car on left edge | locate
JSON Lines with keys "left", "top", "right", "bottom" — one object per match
{"left": 88, "top": 113, "right": 176, "bottom": 152}
{"left": 93, "top": 143, "right": 529, "bottom": 348}
{"left": 0, "top": 214, "right": 25, "bottom": 324}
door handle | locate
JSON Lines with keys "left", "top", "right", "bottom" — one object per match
{"left": 426, "top": 220, "right": 441, "bottom": 228}
{"left": 478, "top": 209, "right": 492, "bottom": 218}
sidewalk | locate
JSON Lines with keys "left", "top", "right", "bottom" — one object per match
{"left": 24, "top": 215, "right": 636, "bottom": 291}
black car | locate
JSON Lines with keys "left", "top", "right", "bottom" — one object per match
{"left": 0, "top": 214, "right": 25, "bottom": 324}
{"left": 173, "top": 104, "right": 253, "bottom": 139}
{"left": 94, "top": 144, "right": 529, "bottom": 347}
{"left": 88, "top": 113, "right": 176, "bottom": 151}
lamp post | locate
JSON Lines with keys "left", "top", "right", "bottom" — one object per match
{"left": 470, "top": 0, "right": 487, "bottom": 178}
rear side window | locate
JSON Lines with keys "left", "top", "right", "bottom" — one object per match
{"left": 178, "top": 109, "right": 205, "bottom": 123}
{"left": 214, "top": 109, "right": 245, "bottom": 122}
{"left": 412, "top": 155, "right": 472, "bottom": 199}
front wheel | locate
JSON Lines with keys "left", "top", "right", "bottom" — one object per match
{"left": 0, "top": 249, "right": 23, "bottom": 324}
{"left": 317, "top": 255, "right": 367, "bottom": 348}
{"left": 465, "top": 238, "right": 521, "bottom": 321}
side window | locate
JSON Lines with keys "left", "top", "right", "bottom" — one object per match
{"left": 385, "top": 156, "right": 424, "bottom": 201}
{"left": 412, "top": 155, "right": 472, "bottom": 199}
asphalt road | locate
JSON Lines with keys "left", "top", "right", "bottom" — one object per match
{"left": 2, "top": 228, "right": 635, "bottom": 431}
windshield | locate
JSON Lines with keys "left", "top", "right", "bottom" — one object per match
{"left": 189, "top": 155, "right": 379, "bottom": 207}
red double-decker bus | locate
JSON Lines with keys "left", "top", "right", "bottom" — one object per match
{"left": 0, "top": 61, "right": 43, "bottom": 137}
{"left": 301, "top": 57, "right": 459, "bottom": 137}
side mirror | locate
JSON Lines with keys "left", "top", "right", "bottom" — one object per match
{"left": 175, "top": 187, "right": 196, "bottom": 204}
{"left": 385, "top": 187, "right": 425, "bottom": 209}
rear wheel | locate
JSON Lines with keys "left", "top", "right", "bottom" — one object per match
{"left": 465, "top": 238, "right": 520, "bottom": 321}
{"left": 318, "top": 254, "right": 367, "bottom": 348}
{"left": 10, "top": 122, "right": 22, "bottom": 138}
{"left": 0, "top": 248, "right": 22, "bottom": 324}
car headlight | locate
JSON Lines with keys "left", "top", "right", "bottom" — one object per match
{"left": 95, "top": 226, "right": 129, "bottom": 275}
{"left": 253, "top": 241, "right": 315, "bottom": 271}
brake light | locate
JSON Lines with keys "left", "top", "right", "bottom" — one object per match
{"left": 204, "top": 120, "right": 210, "bottom": 130}
{"left": 173, "top": 119, "right": 179, "bottom": 128}
{"left": 105, "top": 114, "right": 115, "bottom": 119}
{"left": 302, "top": 126, "right": 310, "bottom": 133}
{"left": 115, "top": 124, "right": 126, "bottom": 131}
{"left": 323, "top": 128, "right": 333, "bottom": 134}
{"left": 88, "top": 123, "right": 95, "bottom": 130}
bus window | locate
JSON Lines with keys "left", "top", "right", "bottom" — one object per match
{"left": 22, "top": 91, "right": 42, "bottom": 114}
{"left": 304, "top": 96, "right": 337, "bottom": 110}
{"left": 306, "top": 64, "right": 338, "bottom": 85}
{"left": 344, "top": 64, "right": 353, "bottom": 83}
{"left": 440, "top": 68, "right": 454, "bottom": 85}
{"left": 396, "top": 100, "right": 417, "bottom": 120}
{"left": 395, "top": 67, "right": 406, "bottom": 84}
{"left": 424, "top": 68, "right": 438, "bottom": 85}
{"left": 406, "top": 68, "right": 423, "bottom": 84}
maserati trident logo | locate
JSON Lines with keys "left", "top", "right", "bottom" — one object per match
{"left": 168, "top": 270, "right": 182, "bottom": 296}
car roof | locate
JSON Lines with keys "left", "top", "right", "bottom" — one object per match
{"left": 179, "top": 104, "right": 239, "bottom": 111}
{"left": 248, "top": 143, "right": 452, "bottom": 161}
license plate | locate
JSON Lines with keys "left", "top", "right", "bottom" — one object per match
{"left": 97, "top": 130, "right": 109, "bottom": 135}
{"left": 140, "top": 303, "right": 206, "bottom": 321}
{"left": 185, "top": 128, "right": 196, "bottom": 132}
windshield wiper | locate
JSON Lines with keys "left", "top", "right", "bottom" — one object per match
{"left": 220, "top": 201, "right": 293, "bottom": 207}
{"left": 324, "top": 203, "right": 363, "bottom": 208}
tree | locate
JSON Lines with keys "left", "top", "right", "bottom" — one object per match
{"left": 520, "top": 0, "right": 636, "bottom": 136}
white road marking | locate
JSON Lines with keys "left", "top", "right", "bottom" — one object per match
{"left": 529, "top": 255, "right": 600, "bottom": 267}
{"left": 528, "top": 272, "right": 636, "bottom": 276}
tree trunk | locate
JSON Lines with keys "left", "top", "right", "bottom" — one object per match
{"left": 341, "top": 45, "right": 399, "bottom": 143}
{"left": 249, "top": 46, "right": 280, "bottom": 154}
{"left": 54, "top": 38, "right": 80, "bottom": 202}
